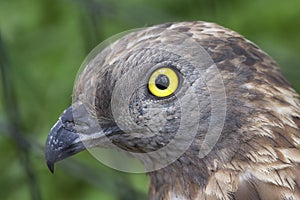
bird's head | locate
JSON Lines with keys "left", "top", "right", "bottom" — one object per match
{"left": 45, "top": 22, "right": 227, "bottom": 172}
{"left": 45, "top": 22, "right": 300, "bottom": 194}
{"left": 44, "top": 22, "right": 262, "bottom": 172}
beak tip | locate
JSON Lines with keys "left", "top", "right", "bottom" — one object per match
{"left": 46, "top": 160, "right": 55, "bottom": 173}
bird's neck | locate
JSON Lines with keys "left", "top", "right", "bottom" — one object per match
{"left": 147, "top": 159, "right": 209, "bottom": 200}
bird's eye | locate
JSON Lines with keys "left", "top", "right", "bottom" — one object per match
{"left": 148, "top": 67, "right": 179, "bottom": 97}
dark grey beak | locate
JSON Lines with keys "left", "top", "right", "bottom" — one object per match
{"left": 45, "top": 107, "right": 85, "bottom": 173}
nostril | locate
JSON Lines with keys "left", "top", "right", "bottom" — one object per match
{"left": 61, "top": 107, "right": 74, "bottom": 123}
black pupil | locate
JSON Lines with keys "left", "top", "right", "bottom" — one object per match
{"left": 155, "top": 74, "right": 170, "bottom": 90}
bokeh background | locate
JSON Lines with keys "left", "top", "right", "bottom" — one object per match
{"left": 0, "top": 0, "right": 299, "bottom": 199}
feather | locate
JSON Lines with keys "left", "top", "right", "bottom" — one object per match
{"left": 45, "top": 21, "right": 300, "bottom": 200}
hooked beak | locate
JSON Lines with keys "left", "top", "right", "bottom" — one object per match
{"left": 45, "top": 107, "right": 85, "bottom": 173}
{"left": 45, "top": 104, "right": 118, "bottom": 173}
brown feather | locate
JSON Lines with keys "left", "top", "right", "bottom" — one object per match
{"left": 143, "top": 22, "right": 300, "bottom": 200}
{"left": 56, "top": 21, "right": 300, "bottom": 200}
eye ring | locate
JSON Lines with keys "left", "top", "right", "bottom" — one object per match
{"left": 148, "top": 67, "right": 179, "bottom": 97}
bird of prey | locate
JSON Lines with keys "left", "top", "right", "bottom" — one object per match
{"left": 45, "top": 21, "right": 300, "bottom": 200}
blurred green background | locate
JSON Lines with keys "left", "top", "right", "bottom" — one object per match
{"left": 0, "top": 0, "right": 299, "bottom": 199}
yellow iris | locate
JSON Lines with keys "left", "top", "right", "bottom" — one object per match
{"left": 148, "top": 67, "right": 179, "bottom": 97}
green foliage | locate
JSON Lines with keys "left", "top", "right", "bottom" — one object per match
{"left": 0, "top": 0, "right": 299, "bottom": 199}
